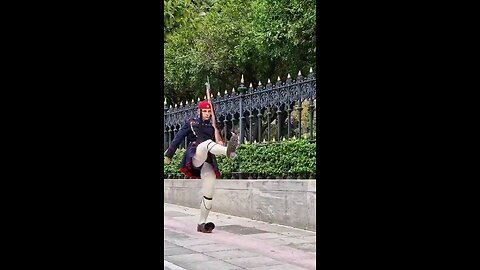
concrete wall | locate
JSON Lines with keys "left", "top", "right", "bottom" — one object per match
{"left": 164, "top": 179, "right": 316, "bottom": 231}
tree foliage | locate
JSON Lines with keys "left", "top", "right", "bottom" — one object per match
{"left": 164, "top": 0, "right": 212, "bottom": 42}
{"left": 164, "top": 0, "right": 316, "bottom": 105}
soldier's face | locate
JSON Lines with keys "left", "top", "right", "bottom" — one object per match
{"left": 200, "top": 109, "right": 212, "bottom": 120}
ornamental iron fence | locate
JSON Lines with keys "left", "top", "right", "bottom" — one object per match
{"left": 164, "top": 69, "right": 316, "bottom": 151}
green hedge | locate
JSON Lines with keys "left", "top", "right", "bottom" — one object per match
{"left": 164, "top": 138, "right": 316, "bottom": 179}
{"left": 163, "top": 148, "right": 186, "bottom": 179}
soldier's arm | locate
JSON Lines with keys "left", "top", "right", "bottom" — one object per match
{"left": 164, "top": 120, "right": 192, "bottom": 159}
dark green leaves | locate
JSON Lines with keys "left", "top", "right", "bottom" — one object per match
{"left": 163, "top": 139, "right": 316, "bottom": 179}
{"left": 164, "top": 0, "right": 316, "bottom": 105}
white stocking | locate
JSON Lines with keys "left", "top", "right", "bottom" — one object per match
{"left": 198, "top": 162, "right": 216, "bottom": 224}
{"left": 192, "top": 139, "right": 227, "bottom": 168}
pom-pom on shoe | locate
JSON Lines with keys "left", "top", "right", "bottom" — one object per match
{"left": 226, "top": 132, "right": 239, "bottom": 158}
{"left": 197, "top": 222, "right": 215, "bottom": 233}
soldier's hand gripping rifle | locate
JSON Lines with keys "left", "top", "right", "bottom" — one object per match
{"left": 205, "top": 77, "right": 224, "bottom": 145}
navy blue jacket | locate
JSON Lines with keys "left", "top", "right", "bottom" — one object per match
{"left": 165, "top": 116, "right": 221, "bottom": 179}
{"left": 165, "top": 116, "right": 215, "bottom": 159}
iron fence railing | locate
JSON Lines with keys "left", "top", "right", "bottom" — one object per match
{"left": 164, "top": 69, "right": 316, "bottom": 150}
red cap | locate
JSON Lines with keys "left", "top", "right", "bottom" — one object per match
{"left": 198, "top": 101, "right": 211, "bottom": 110}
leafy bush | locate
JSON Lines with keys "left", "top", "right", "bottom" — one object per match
{"left": 237, "top": 138, "right": 315, "bottom": 178}
{"left": 163, "top": 138, "right": 316, "bottom": 179}
{"left": 163, "top": 148, "right": 186, "bottom": 179}
{"left": 215, "top": 154, "right": 238, "bottom": 179}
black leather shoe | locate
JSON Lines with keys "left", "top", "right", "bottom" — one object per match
{"left": 197, "top": 222, "right": 215, "bottom": 233}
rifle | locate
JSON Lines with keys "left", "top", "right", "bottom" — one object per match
{"left": 205, "top": 77, "right": 224, "bottom": 144}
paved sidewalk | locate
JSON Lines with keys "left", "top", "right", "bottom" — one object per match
{"left": 164, "top": 203, "right": 316, "bottom": 270}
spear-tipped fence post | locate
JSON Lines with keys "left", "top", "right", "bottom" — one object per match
{"left": 164, "top": 98, "right": 169, "bottom": 151}
{"left": 238, "top": 75, "right": 247, "bottom": 144}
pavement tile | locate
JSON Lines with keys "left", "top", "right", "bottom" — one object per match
{"left": 164, "top": 203, "right": 316, "bottom": 270}
{"left": 287, "top": 242, "right": 316, "bottom": 253}
{"left": 165, "top": 211, "right": 194, "bottom": 217}
{"left": 205, "top": 249, "right": 262, "bottom": 260}
{"left": 172, "top": 215, "right": 196, "bottom": 220}
{"left": 252, "top": 224, "right": 307, "bottom": 234}
{"left": 179, "top": 260, "right": 242, "bottom": 270}
{"left": 188, "top": 243, "right": 239, "bottom": 252}
{"left": 295, "top": 258, "right": 315, "bottom": 269}
{"left": 217, "top": 224, "right": 269, "bottom": 235}
{"left": 172, "top": 238, "right": 224, "bottom": 247}
{"left": 277, "top": 231, "right": 316, "bottom": 237}
{"left": 164, "top": 229, "right": 190, "bottom": 239}
{"left": 164, "top": 241, "right": 180, "bottom": 249}
{"left": 243, "top": 233, "right": 285, "bottom": 239}
{"left": 225, "top": 256, "right": 283, "bottom": 268}
{"left": 275, "top": 237, "right": 317, "bottom": 245}
{"left": 298, "top": 236, "right": 317, "bottom": 242}
{"left": 164, "top": 246, "right": 197, "bottom": 256}
{"left": 247, "top": 264, "right": 309, "bottom": 270}
{"left": 241, "top": 236, "right": 289, "bottom": 247}
{"left": 165, "top": 253, "right": 215, "bottom": 264}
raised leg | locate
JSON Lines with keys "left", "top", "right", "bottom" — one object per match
{"left": 192, "top": 140, "right": 226, "bottom": 168}
{"left": 192, "top": 134, "right": 238, "bottom": 168}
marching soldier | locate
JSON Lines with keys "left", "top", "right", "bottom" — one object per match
{"left": 164, "top": 100, "right": 238, "bottom": 233}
